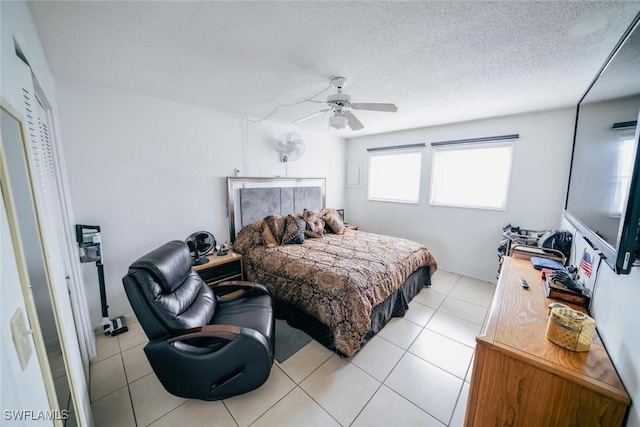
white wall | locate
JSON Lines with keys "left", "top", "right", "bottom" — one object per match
{"left": 56, "top": 79, "right": 346, "bottom": 327}
{"left": 590, "top": 265, "right": 640, "bottom": 427}
{"left": 246, "top": 120, "right": 346, "bottom": 208}
{"left": 345, "top": 108, "right": 576, "bottom": 281}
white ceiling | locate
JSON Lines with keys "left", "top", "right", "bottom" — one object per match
{"left": 27, "top": 1, "right": 640, "bottom": 137}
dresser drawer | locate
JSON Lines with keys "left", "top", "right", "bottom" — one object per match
{"left": 196, "top": 257, "right": 242, "bottom": 285}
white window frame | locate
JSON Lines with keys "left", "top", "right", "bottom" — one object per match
{"left": 367, "top": 148, "right": 423, "bottom": 204}
{"left": 429, "top": 141, "right": 514, "bottom": 210}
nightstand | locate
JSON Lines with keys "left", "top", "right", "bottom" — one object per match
{"left": 345, "top": 224, "right": 359, "bottom": 230}
{"left": 193, "top": 252, "right": 243, "bottom": 286}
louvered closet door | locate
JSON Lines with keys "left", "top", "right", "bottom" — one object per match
{"left": 37, "top": 98, "right": 96, "bottom": 371}
{"left": 34, "top": 96, "right": 95, "bottom": 371}
{"left": 22, "top": 80, "right": 93, "bottom": 426}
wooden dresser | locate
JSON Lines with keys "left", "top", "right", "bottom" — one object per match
{"left": 465, "top": 256, "right": 630, "bottom": 426}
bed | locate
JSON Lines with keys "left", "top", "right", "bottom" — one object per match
{"left": 227, "top": 177, "right": 437, "bottom": 357}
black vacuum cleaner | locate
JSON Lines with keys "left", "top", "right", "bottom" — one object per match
{"left": 76, "top": 225, "right": 128, "bottom": 336}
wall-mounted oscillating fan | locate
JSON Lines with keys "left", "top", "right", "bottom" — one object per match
{"left": 185, "top": 231, "right": 216, "bottom": 266}
{"left": 277, "top": 132, "right": 305, "bottom": 163}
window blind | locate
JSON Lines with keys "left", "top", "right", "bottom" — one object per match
{"left": 366, "top": 143, "right": 425, "bottom": 152}
{"left": 430, "top": 134, "right": 519, "bottom": 147}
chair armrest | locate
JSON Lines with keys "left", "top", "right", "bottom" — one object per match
{"left": 167, "top": 325, "right": 240, "bottom": 344}
{"left": 216, "top": 280, "right": 255, "bottom": 288}
{"left": 214, "top": 281, "right": 270, "bottom": 301}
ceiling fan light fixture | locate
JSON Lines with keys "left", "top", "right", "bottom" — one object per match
{"left": 329, "top": 113, "right": 348, "bottom": 129}
{"left": 291, "top": 77, "right": 398, "bottom": 130}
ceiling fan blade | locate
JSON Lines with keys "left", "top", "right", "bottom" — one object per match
{"left": 351, "top": 103, "right": 398, "bottom": 113}
{"left": 292, "top": 108, "right": 332, "bottom": 124}
{"left": 344, "top": 111, "right": 364, "bottom": 131}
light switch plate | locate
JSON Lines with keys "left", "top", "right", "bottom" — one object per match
{"left": 10, "top": 308, "right": 32, "bottom": 371}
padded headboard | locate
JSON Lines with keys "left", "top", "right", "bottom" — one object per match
{"left": 227, "top": 177, "right": 326, "bottom": 242}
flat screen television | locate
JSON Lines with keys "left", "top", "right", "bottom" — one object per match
{"left": 565, "top": 13, "right": 640, "bottom": 274}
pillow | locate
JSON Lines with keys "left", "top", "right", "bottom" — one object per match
{"left": 303, "top": 209, "right": 325, "bottom": 238}
{"left": 323, "top": 208, "right": 346, "bottom": 235}
{"left": 281, "top": 215, "right": 306, "bottom": 245}
{"left": 232, "top": 222, "right": 265, "bottom": 254}
{"left": 262, "top": 214, "right": 287, "bottom": 246}
{"left": 261, "top": 219, "right": 278, "bottom": 247}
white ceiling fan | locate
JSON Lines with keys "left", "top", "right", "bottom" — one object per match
{"left": 292, "top": 77, "right": 398, "bottom": 131}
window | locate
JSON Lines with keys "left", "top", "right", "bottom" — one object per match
{"left": 610, "top": 131, "right": 636, "bottom": 217}
{"left": 368, "top": 148, "right": 422, "bottom": 203}
{"left": 430, "top": 142, "right": 514, "bottom": 210}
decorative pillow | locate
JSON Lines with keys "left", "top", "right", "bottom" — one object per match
{"left": 303, "top": 209, "right": 325, "bottom": 238}
{"left": 281, "top": 215, "right": 306, "bottom": 245}
{"left": 262, "top": 214, "right": 287, "bottom": 245}
{"left": 261, "top": 219, "right": 278, "bottom": 247}
{"left": 323, "top": 208, "right": 346, "bottom": 235}
{"left": 232, "top": 222, "right": 265, "bottom": 254}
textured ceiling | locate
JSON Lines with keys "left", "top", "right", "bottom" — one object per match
{"left": 27, "top": 1, "right": 640, "bottom": 137}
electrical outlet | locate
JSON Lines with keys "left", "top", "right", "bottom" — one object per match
{"left": 10, "top": 308, "right": 32, "bottom": 370}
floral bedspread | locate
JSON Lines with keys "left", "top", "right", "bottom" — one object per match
{"left": 234, "top": 226, "right": 437, "bottom": 356}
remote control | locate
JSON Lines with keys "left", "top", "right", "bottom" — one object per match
{"left": 519, "top": 279, "right": 529, "bottom": 289}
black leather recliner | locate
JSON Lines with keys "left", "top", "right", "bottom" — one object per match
{"left": 122, "top": 240, "right": 274, "bottom": 400}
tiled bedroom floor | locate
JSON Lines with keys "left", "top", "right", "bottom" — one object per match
{"left": 88, "top": 269, "right": 494, "bottom": 427}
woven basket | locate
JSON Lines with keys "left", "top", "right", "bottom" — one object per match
{"left": 546, "top": 306, "right": 596, "bottom": 352}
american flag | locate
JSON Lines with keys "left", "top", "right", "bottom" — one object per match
{"left": 580, "top": 251, "right": 593, "bottom": 278}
